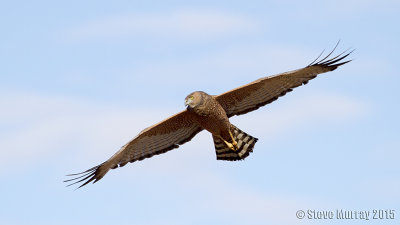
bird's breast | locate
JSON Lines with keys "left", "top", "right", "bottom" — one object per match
{"left": 191, "top": 100, "right": 230, "bottom": 137}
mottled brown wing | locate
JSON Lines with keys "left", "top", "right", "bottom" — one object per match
{"left": 65, "top": 110, "right": 202, "bottom": 188}
{"left": 216, "top": 49, "right": 353, "bottom": 117}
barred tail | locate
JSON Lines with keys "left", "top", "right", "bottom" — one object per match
{"left": 213, "top": 125, "right": 258, "bottom": 161}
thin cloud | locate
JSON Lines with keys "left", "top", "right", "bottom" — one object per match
{"left": 175, "top": 171, "right": 313, "bottom": 225}
{"left": 64, "top": 10, "right": 259, "bottom": 42}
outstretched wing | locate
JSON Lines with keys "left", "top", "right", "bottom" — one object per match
{"left": 216, "top": 47, "right": 353, "bottom": 117}
{"left": 65, "top": 110, "right": 202, "bottom": 188}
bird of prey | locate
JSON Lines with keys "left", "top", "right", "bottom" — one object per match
{"left": 65, "top": 44, "right": 353, "bottom": 188}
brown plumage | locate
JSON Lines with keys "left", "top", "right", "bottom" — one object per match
{"left": 65, "top": 44, "right": 353, "bottom": 188}
{"left": 185, "top": 91, "right": 258, "bottom": 161}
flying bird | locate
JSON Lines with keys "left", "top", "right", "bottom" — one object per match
{"left": 65, "top": 44, "right": 353, "bottom": 188}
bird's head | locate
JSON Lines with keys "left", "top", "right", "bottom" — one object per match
{"left": 185, "top": 91, "right": 204, "bottom": 109}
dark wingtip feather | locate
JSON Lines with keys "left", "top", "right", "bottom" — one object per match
{"left": 308, "top": 40, "right": 341, "bottom": 66}
{"left": 65, "top": 165, "right": 98, "bottom": 176}
{"left": 315, "top": 40, "right": 340, "bottom": 64}
{"left": 308, "top": 49, "right": 325, "bottom": 66}
{"left": 64, "top": 164, "right": 102, "bottom": 189}
{"left": 308, "top": 42, "right": 354, "bottom": 70}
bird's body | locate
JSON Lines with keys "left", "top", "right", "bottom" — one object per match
{"left": 185, "top": 91, "right": 258, "bottom": 160}
{"left": 186, "top": 91, "right": 231, "bottom": 141}
{"left": 66, "top": 44, "right": 353, "bottom": 188}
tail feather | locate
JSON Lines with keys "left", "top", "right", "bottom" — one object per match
{"left": 213, "top": 125, "right": 258, "bottom": 161}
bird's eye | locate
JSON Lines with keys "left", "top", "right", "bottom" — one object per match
{"left": 189, "top": 96, "right": 194, "bottom": 100}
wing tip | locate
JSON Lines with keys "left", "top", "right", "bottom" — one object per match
{"left": 64, "top": 163, "right": 107, "bottom": 189}
{"left": 308, "top": 42, "right": 355, "bottom": 70}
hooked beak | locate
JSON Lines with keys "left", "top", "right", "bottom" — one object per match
{"left": 184, "top": 98, "right": 191, "bottom": 107}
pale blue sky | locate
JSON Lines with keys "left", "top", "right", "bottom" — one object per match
{"left": 1, "top": 1, "right": 399, "bottom": 225}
